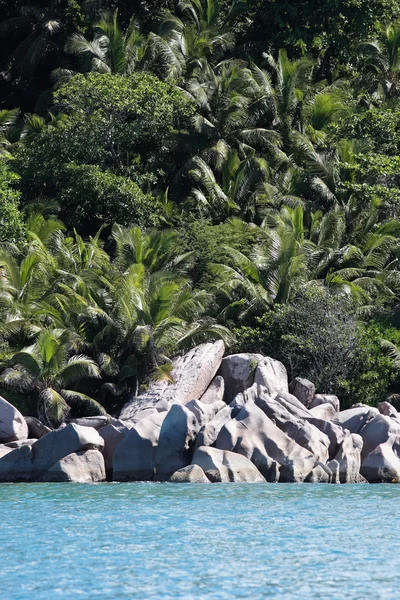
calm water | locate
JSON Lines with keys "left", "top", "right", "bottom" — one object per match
{"left": 0, "top": 483, "right": 399, "bottom": 599}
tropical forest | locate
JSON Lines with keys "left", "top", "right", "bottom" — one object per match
{"left": 2, "top": 0, "right": 400, "bottom": 427}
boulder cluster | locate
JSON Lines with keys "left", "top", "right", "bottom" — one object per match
{"left": 1, "top": 340, "right": 400, "bottom": 484}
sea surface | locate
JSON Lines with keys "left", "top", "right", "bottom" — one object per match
{"left": 0, "top": 483, "right": 398, "bottom": 599}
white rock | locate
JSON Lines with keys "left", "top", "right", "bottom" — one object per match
{"left": 192, "top": 446, "right": 266, "bottom": 483}
{"left": 42, "top": 449, "right": 106, "bottom": 482}
{"left": 119, "top": 341, "right": 225, "bottom": 420}
{"left": 254, "top": 357, "right": 289, "bottom": 396}
{"left": 0, "top": 396, "right": 28, "bottom": 442}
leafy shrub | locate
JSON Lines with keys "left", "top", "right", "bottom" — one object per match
{"left": 58, "top": 163, "right": 157, "bottom": 231}
{"left": 0, "top": 161, "right": 24, "bottom": 244}
{"left": 232, "top": 286, "right": 395, "bottom": 407}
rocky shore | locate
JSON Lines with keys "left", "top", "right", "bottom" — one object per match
{"left": 0, "top": 340, "right": 399, "bottom": 484}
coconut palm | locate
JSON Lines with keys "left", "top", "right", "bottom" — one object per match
{"left": 65, "top": 10, "right": 147, "bottom": 76}
{"left": 0, "top": 1, "right": 64, "bottom": 81}
{"left": 210, "top": 199, "right": 400, "bottom": 320}
{"left": 209, "top": 206, "right": 312, "bottom": 319}
{"left": 1, "top": 329, "right": 104, "bottom": 426}
{"left": 249, "top": 50, "right": 314, "bottom": 145}
{"left": 357, "top": 20, "right": 400, "bottom": 100}
{"left": 112, "top": 223, "right": 193, "bottom": 274}
{"left": 185, "top": 150, "right": 272, "bottom": 220}
{"left": 0, "top": 109, "right": 20, "bottom": 157}
{"left": 148, "top": 0, "right": 235, "bottom": 80}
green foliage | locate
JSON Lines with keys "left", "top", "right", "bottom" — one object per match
{"left": 0, "top": 161, "right": 24, "bottom": 244}
{"left": 237, "top": 0, "right": 400, "bottom": 74}
{"left": 57, "top": 163, "right": 157, "bottom": 230}
{"left": 14, "top": 72, "right": 194, "bottom": 228}
{"left": 231, "top": 286, "right": 396, "bottom": 408}
{"left": 53, "top": 72, "right": 194, "bottom": 155}
{"left": 333, "top": 106, "right": 400, "bottom": 155}
{"left": 0, "top": 216, "right": 230, "bottom": 419}
{"left": 1, "top": 329, "right": 104, "bottom": 427}
{"left": 183, "top": 218, "right": 258, "bottom": 284}
{"left": 2, "top": 1, "right": 400, "bottom": 418}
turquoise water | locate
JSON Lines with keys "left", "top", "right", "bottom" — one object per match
{"left": 0, "top": 483, "right": 399, "bottom": 599}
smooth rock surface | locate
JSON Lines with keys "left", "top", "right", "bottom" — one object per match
{"left": 191, "top": 446, "right": 266, "bottom": 482}
{"left": 289, "top": 378, "right": 316, "bottom": 408}
{"left": 255, "top": 394, "right": 330, "bottom": 464}
{"left": 4, "top": 438, "right": 37, "bottom": 448}
{"left": 25, "top": 416, "right": 52, "bottom": 439}
{"left": 155, "top": 405, "right": 200, "bottom": 481}
{"left": 377, "top": 401, "right": 398, "bottom": 418}
{"left": 361, "top": 438, "right": 400, "bottom": 483}
{"left": 68, "top": 416, "right": 108, "bottom": 430}
{"left": 113, "top": 412, "right": 166, "bottom": 482}
{"left": 185, "top": 399, "right": 225, "bottom": 429}
{"left": 194, "top": 405, "right": 233, "bottom": 450}
{"left": 359, "top": 414, "right": 400, "bottom": 462}
{"left": 332, "top": 406, "right": 379, "bottom": 434}
{"left": 310, "top": 395, "right": 340, "bottom": 412}
{"left": 169, "top": 464, "right": 210, "bottom": 483}
{"left": 218, "top": 354, "right": 262, "bottom": 402}
{"left": 254, "top": 357, "right": 288, "bottom": 397}
{"left": 41, "top": 449, "right": 106, "bottom": 482}
{"left": 0, "top": 424, "right": 104, "bottom": 482}
{"left": 329, "top": 433, "right": 363, "bottom": 484}
{"left": 0, "top": 396, "right": 28, "bottom": 442}
{"left": 99, "top": 424, "right": 129, "bottom": 473}
{"left": 309, "top": 403, "right": 336, "bottom": 421}
{"left": 215, "top": 401, "right": 316, "bottom": 482}
{"left": 199, "top": 376, "right": 225, "bottom": 405}
{"left": 119, "top": 341, "right": 225, "bottom": 420}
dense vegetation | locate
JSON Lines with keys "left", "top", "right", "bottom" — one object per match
{"left": 1, "top": 0, "right": 400, "bottom": 424}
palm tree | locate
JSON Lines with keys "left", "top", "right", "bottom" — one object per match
{"left": 209, "top": 206, "right": 311, "bottom": 319}
{"left": 210, "top": 199, "right": 400, "bottom": 319}
{"left": 65, "top": 10, "right": 147, "bottom": 76}
{"left": 249, "top": 50, "right": 314, "bottom": 145}
{"left": 0, "top": 109, "right": 19, "bottom": 157}
{"left": 0, "top": 2, "right": 64, "bottom": 80}
{"left": 148, "top": 0, "right": 235, "bottom": 80}
{"left": 1, "top": 329, "right": 104, "bottom": 426}
{"left": 357, "top": 20, "right": 400, "bottom": 100}
{"left": 95, "top": 224, "right": 230, "bottom": 387}
{"left": 185, "top": 150, "right": 272, "bottom": 221}
{"left": 112, "top": 223, "right": 193, "bottom": 274}
{"left": 171, "top": 61, "right": 281, "bottom": 209}
{"left": 32, "top": 222, "right": 230, "bottom": 406}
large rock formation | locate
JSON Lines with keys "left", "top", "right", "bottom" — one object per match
{"left": 254, "top": 357, "right": 289, "bottom": 397}
{"left": 25, "top": 416, "right": 51, "bottom": 439}
{"left": 328, "top": 433, "right": 363, "bottom": 483}
{"left": 3, "top": 346, "right": 400, "bottom": 486}
{"left": 0, "top": 424, "right": 104, "bottom": 482}
{"left": 99, "top": 423, "right": 130, "bottom": 474}
{"left": 41, "top": 450, "right": 106, "bottom": 483}
{"left": 359, "top": 414, "right": 400, "bottom": 462}
{"left": 218, "top": 354, "right": 263, "bottom": 402}
{"left": 361, "top": 438, "right": 400, "bottom": 483}
{"left": 215, "top": 401, "right": 316, "bottom": 482}
{"left": 119, "top": 341, "right": 225, "bottom": 420}
{"left": 113, "top": 412, "right": 166, "bottom": 482}
{"left": 0, "top": 396, "right": 28, "bottom": 443}
{"left": 289, "top": 378, "right": 316, "bottom": 408}
{"left": 169, "top": 464, "right": 210, "bottom": 483}
{"left": 199, "top": 376, "right": 225, "bottom": 405}
{"left": 311, "top": 395, "right": 340, "bottom": 413}
{"left": 191, "top": 446, "right": 266, "bottom": 482}
{"left": 255, "top": 394, "right": 330, "bottom": 463}
{"left": 332, "top": 406, "right": 379, "bottom": 434}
